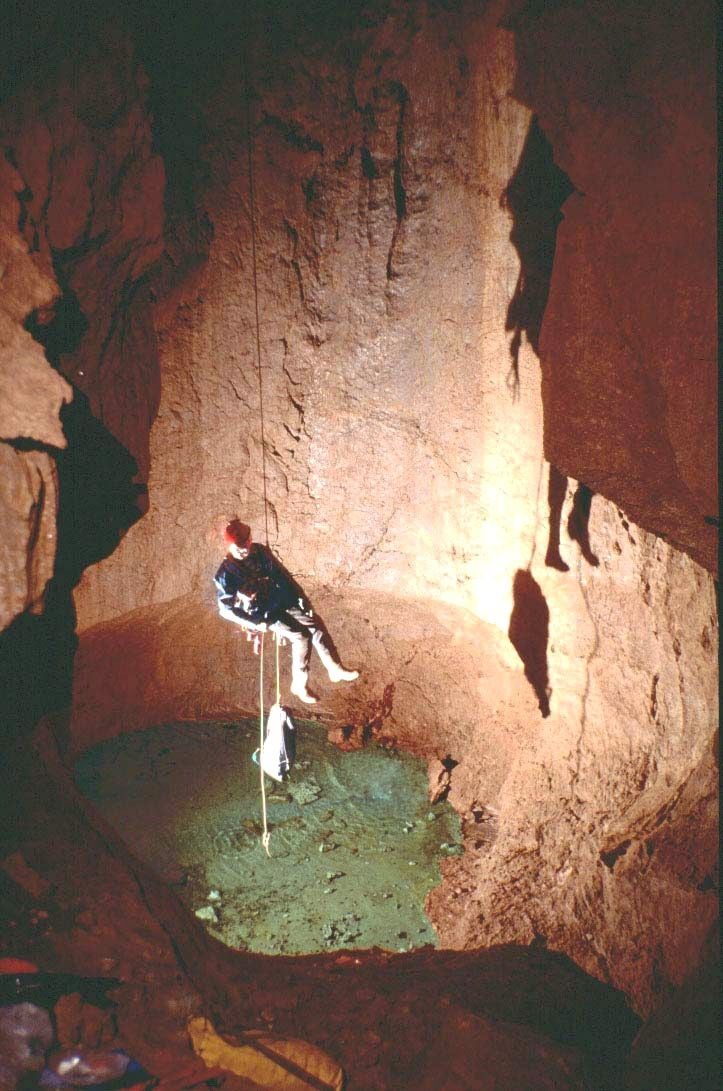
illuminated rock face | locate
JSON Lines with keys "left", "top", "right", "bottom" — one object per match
{"left": 0, "top": 23, "right": 164, "bottom": 480}
{"left": 426, "top": 501, "right": 718, "bottom": 1017}
{"left": 66, "top": 2, "right": 716, "bottom": 1018}
{"left": 0, "top": 0, "right": 717, "bottom": 1063}
{"left": 74, "top": 4, "right": 540, "bottom": 629}
{"left": 508, "top": 0, "right": 718, "bottom": 577}
{"left": 0, "top": 20, "right": 164, "bottom": 726}
{"left": 0, "top": 157, "right": 67, "bottom": 633}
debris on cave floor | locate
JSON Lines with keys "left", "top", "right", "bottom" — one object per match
{"left": 74, "top": 720, "right": 464, "bottom": 957}
{"left": 1, "top": 733, "right": 639, "bottom": 1091}
{"left": 0, "top": 910, "right": 639, "bottom": 1091}
{"left": 0, "top": 962, "right": 150, "bottom": 1091}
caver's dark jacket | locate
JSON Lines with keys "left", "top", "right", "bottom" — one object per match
{"left": 214, "top": 544, "right": 302, "bottom": 626}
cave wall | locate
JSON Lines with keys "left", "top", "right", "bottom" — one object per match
{"left": 507, "top": 0, "right": 718, "bottom": 574}
{"left": 428, "top": 496, "right": 718, "bottom": 1017}
{"left": 0, "top": 147, "right": 70, "bottom": 629}
{"left": 0, "top": 0, "right": 717, "bottom": 1047}
{"left": 0, "top": 20, "right": 164, "bottom": 478}
{"left": 0, "top": 15, "right": 167, "bottom": 726}
{"left": 63, "top": 0, "right": 718, "bottom": 1020}
{"left": 0, "top": 152, "right": 69, "bottom": 730}
{"left": 74, "top": 0, "right": 545, "bottom": 630}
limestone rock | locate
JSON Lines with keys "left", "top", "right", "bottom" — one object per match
{"left": 426, "top": 500, "right": 717, "bottom": 1018}
{"left": 64, "top": 2, "right": 717, "bottom": 1025}
{"left": 507, "top": 0, "right": 718, "bottom": 574}
{"left": 0, "top": 156, "right": 70, "bottom": 448}
{"left": 0, "top": 444, "right": 59, "bottom": 631}
{"left": 0, "top": 24, "right": 165, "bottom": 480}
{"left": 0, "top": 4, "right": 716, "bottom": 1082}
{"left": 415, "top": 1004, "right": 588, "bottom": 1090}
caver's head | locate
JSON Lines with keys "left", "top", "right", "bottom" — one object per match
{"left": 224, "top": 519, "right": 252, "bottom": 560}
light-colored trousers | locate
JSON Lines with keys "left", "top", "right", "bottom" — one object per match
{"left": 269, "top": 607, "right": 341, "bottom": 685}
{"left": 221, "top": 604, "right": 340, "bottom": 685}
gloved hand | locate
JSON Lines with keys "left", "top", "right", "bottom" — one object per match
{"left": 235, "top": 590, "right": 258, "bottom": 610}
{"left": 245, "top": 626, "right": 266, "bottom": 656}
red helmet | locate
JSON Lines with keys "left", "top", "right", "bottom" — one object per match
{"left": 224, "top": 519, "right": 251, "bottom": 546}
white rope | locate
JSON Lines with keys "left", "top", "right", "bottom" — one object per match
{"left": 258, "top": 633, "right": 271, "bottom": 856}
{"left": 244, "top": 45, "right": 271, "bottom": 548}
{"left": 256, "top": 631, "right": 284, "bottom": 857}
{"left": 275, "top": 631, "right": 281, "bottom": 706}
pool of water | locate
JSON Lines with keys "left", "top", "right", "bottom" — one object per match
{"left": 75, "top": 719, "right": 463, "bottom": 955}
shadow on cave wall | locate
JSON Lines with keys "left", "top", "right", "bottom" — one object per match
{"left": 545, "top": 466, "right": 600, "bottom": 571}
{"left": 54, "top": 392, "right": 147, "bottom": 588}
{"left": 545, "top": 466, "right": 600, "bottom": 570}
{"left": 545, "top": 463, "right": 570, "bottom": 571}
{"left": 0, "top": 394, "right": 145, "bottom": 743}
{"left": 0, "top": 287, "right": 147, "bottom": 748}
{"left": 510, "top": 468, "right": 600, "bottom": 714}
{"left": 28, "top": 282, "right": 148, "bottom": 585}
{"left": 568, "top": 482, "right": 599, "bottom": 566}
{"left": 509, "top": 568, "right": 551, "bottom": 717}
{"left": 502, "top": 116, "right": 574, "bottom": 398}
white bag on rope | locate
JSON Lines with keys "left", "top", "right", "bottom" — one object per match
{"left": 253, "top": 702, "right": 296, "bottom": 781}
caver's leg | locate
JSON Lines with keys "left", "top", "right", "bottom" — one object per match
{"left": 284, "top": 607, "right": 359, "bottom": 683}
{"left": 270, "top": 615, "right": 316, "bottom": 703}
{"left": 271, "top": 609, "right": 359, "bottom": 702}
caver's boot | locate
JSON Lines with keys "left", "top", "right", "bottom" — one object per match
{"left": 327, "top": 664, "right": 360, "bottom": 683}
{"left": 310, "top": 627, "right": 360, "bottom": 685}
{"left": 290, "top": 673, "right": 318, "bottom": 704}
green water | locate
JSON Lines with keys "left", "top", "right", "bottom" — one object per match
{"left": 75, "top": 720, "right": 463, "bottom": 955}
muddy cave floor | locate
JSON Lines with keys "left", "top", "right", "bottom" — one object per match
{"left": 0, "top": 722, "right": 643, "bottom": 1090}
{"left": 74, "top": 719, "right": 464, "bottom": 956}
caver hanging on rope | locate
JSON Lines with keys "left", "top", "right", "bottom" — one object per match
{"left": 215, "top": 521, "right": 359, "bottom": 703}
{"left": 214, "top": 522, "right": 359, "bottom": 853}
{"left": 212, "top": 54, "right": 359, "bottom": 854}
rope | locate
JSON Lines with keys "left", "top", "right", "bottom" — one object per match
{"left": 245, "top": 47, "right": 275, "bottom": 858}
{"left": 246, "top": 49, "right": 287, "bottom": 850}
{"left": 275, "top": 631, "right": 281, "bottom": 706}
{"left": 256, "top": 632, "right": 283, "bottom": 857}
{"left": 258, "top": 633, "right": 271, "bottom": 856}
{"left": 244, "top": 48, "right": 271, "bottom": 548}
